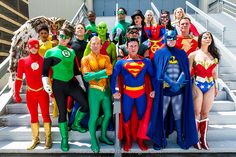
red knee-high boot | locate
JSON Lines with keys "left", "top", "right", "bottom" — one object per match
{"left": 200, "top": 118, "right": 209, "bottom": 150}
{"left": 194, "top": 119, "right": 202, "bottom": 150}
{"left": 137, "top": 120, "right": 148, "bottom": 151}
{"left": 123, "top": 121, "right": 132, "bottom": 152}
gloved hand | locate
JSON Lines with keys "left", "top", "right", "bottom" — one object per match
{"left": 164, "top": 73, "right": 175, "bottom": 87}
{"left": 42, "top": 77, "right": 52, "bottom": 94}
{"left": 83, "top": 69, "right": 107, "bottom": 82}
{"left": 176, "top": 72, "right": 185, "bottom": 85}
{"left": 14, "top": 93, "right": 22, "bottom": 103}
{"left": 75, "top": 75, "right": 86, "bottom": 92}
{"left": 14, "top": 79, "right": 22, "bottom": 103}
{"left": 170, "top": 82, "right": 181, "bottom": 93}
{"left": 114, "top": 28, "right": 122, "bottom": 41}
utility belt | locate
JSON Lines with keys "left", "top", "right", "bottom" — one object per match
{"left": 27, "top": 86, "right": 44, "bottom": 92}
{"left": 123, "top": 85, "right": 145, "bottom": 98}
{"left": 195, "top": 76, "right": 214, "bottom": 83}
{"left": 90, "top": 84, "right": 106, "bottom": 92}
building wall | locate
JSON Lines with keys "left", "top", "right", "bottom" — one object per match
{"left": 28, "top": 0, "right": 84, "bottom": 21}
{"left": 0, "top": 0, "right": 29, "bottom": 62}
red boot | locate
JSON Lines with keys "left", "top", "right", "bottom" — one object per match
{"left": 194, "top": 119, "right": 202, "bottom": 150}
{"left": 200, "top": 118, "right": 209, "bottom": 150}
{"left": 137, "top": 138, "right": 148, "bottom": 151}
{"left": 123, "top": 121, "right": 132, "bottom": 152}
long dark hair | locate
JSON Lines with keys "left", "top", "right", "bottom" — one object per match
{"left": 198, "top": 31, "right": 220, "bottom": 62}
{"left": 158, "top": 10, "right": 174, "bottom": 30}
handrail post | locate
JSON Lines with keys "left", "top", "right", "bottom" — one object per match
{"left": 206, "top": 19, "right": 208, "bottom": 30}
{"left": 222, "top": 30, "right": 225, "bottom": 44}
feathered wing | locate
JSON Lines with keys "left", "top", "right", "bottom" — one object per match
{"left": 8, "top": 16, "right": 52, "bottom": 88}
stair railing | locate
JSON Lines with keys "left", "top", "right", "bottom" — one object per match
{"left": 70, "top": 2, "right": 88, "bottom": 25}
{"left": 186, "top": 1, "right": 226, "bottom": 44}
{"left": 219, "top": 0, "right": 236, "bottom": 18}
{"left": 151, "top": 1, "right": 160, "bottom": 19}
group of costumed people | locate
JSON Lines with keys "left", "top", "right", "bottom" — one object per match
{"left": 11, "top": 7, "right": 220, "bottom": 153}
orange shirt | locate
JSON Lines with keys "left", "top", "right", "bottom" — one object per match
{"left": 81, "top": 52, "right": 112, "bottom": 88}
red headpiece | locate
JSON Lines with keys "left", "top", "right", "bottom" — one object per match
{"left": 28, "top": 38, "right": 39, "bottom": 49}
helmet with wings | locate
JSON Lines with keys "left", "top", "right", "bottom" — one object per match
{"left": 8, "top": 16, "right": 74, "bottom": 88}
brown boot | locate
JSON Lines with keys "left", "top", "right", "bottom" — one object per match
{"left": 52, "top": 98, "right": 58, "bottom": 118}
{"left": 27, "top": 123, "right": 40, "bottom": 150}
{"left": 200, "top": 118, "right": 209, "bottom": 150}
{"left": 44, "top": 122, "right": 52, "bottom": 149}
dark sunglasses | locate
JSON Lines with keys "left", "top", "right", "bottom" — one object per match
{"left": 129, "top": 31, "right": 139, "bottom": 34}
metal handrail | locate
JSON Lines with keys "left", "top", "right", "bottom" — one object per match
{"left": 186, "top": 1, "right": 226, "bottom": 43}
{"left": 151, "top": 2, "right": 160, "bottom": 19}
{"left": 70, "top": 3, "right": 88, "bottom": 25}
{"left": 220, "top": 0, "right": 236, "bottom": 17}
{"left": 0, "top": 55, "right": 10, "bottom": 79}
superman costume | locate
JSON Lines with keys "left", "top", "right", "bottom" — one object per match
{"left": 110, "top": 56, "right": 154, "bottom": 151}
{"left": 193, "top": 58, "right": 218, "bottom": 93}
{"left": 147, "top": 45, "right": 198, "bottom": 149}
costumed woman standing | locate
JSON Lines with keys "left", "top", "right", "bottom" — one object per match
{"left": 189, "top": 32, "right": 220, "bottom": 150}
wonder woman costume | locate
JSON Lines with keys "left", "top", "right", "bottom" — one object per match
{"left": 193, "top": 58, "right": 218, "bottom": 93}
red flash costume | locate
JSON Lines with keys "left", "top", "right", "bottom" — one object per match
{"left": 14, "top": 39, "right": 51, "bottom": 150}
{"left": 176, "top": 35, "right": 198, "bottom": 56}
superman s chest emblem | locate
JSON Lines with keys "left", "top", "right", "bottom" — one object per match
{"left": 124, "top": 61, "right": 145, "bottom": 78}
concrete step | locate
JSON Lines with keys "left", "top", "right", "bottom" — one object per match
{"left": 211, "top": 101, "right": 235, "bottom": 112}
{"left": 225, "top": 81, "right": 236, "bottom": 90}
{"left": 220, "top": 66, "right": 235, "bottom": 74}
{"left": 220, "top": 73, "right": 236, "bottom": 81}
{"left": 0, "top": 114, "right": 58, "bottom": 126}
{"left": 0, "top": 140, "right": 236, "bottom": 155}
{"left": 209, "top": 111, "right": 236, "bottom": 125}
{"left": 6, "top": 103, "right": 54, "bottom": 114}
{"left": 0, "top": 126, "right": 115, "bottom": 141}
{"left": 215, "top": 90, "right": 227, "bottom": 101}
{"left": 2, "top": 109, "right": 236, "bottom": 127}
{"left": 0, "top": 125, "right": 235, "bottom": 141}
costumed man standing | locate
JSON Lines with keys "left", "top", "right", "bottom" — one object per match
{"left": 14, "top": 38, "right": 52, "bottom": 150}
{"left": 84, "top": 21, "right": 117, "bottom": 66}
{"left": 85, "top": 11, "right": 97, "bottom": 41}
{"left": 112, "top": 7, "right": 130, "bottom": 45}
{"left": 110, "top": 38, "right": 155, "bottom": 151}
{"left": 81, "top": 36, "right": 114, "bottom": 153}
{"left": 118, "top": 26, "right": 149, "bottom": 59}
{"left": 147, "top": 30, "right": 198, "bottom": 150}
{"left": 42, "top": 26, "right": 89, "bottom": 151}
{"left": 175, "top": 17, "right": 198, "bottom": 56}
{"left": 68, "top": 22, "right": 88, "bottom": 129}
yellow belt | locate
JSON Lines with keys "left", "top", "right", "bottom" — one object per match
{"left": 27, "top": 86, "right": 43, "bottom": 92}
{"left": 124, "top": 85, "right": 144, "bottom": 91}
{"left": 90, "top": 85, "right": 106, "bottom": 92}
{"left": 195, "top": 76, "right": 214, "bottom": 83}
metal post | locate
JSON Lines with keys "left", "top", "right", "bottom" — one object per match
{"left": 222, "top": 30, "right": 225, "bottom": 44}
{"left": 114, "top": 100, "right": 121, "bottom": 157}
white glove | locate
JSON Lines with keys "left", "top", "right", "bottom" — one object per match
{"left": 114, "top": 28, "right": 122, "bottom": 41}
{"left": 42, "top": 77, "right": 52, "bottom": 94}
{"left": 75, "top": 75, "right": 86, "bottom": 92}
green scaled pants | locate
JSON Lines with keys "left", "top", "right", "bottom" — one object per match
{"left": 88, "top": 88, "right": 114, "bottom": 153}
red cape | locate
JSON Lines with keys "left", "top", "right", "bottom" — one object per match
{"left": 117, "top": 59, "right": 153, "bottom": 141}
